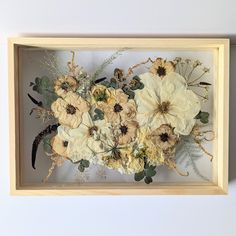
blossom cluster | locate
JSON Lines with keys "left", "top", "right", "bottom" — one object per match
{"left": 29, "top": 54, "right": 212, "bottom": 184}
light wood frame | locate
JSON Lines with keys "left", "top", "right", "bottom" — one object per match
{"left": 8, "top": 37, "right": 229, "bottom": 195}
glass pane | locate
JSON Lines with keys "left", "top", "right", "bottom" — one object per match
{"left": 19, "top": 48, "right": 215, "bottom": 184}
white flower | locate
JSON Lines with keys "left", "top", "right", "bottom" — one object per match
{"left": 134, "top": 72, "right": 201, "bottom": 135}
{"left": 57, "top": 112, "right": 106, "bottom": 163}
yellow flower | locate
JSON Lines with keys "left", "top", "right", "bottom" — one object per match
{"left": 149, "top": 58, "right": 175, "bottom": 78}
{"left": 54, "top": 75, "right": 78, "bottom": 98}
{"left": 118, "top": 120, "right": 139, "bottom": 145}
{"left": 100, "top": 89, "right": 137, "bottom": 124}
{"left": 51, "top": 91, "right": 89, "bottom": 128}
{"left": 91, "top": 84, "right": 115, "bottom": 105}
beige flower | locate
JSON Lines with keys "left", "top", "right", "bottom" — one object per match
{"left": 51, "top": 135, "right": 70, "bottom": 158}
{"left": 118, "top": 120, "right": 139, "bottom": 145}
{"left": 148, "top": 124, "right": 178, "bottom": 151}
{"left": 137, "top": 128, "right": 164, "bottom": 166}
{"left": 51, "top": 91, "right": 89, "bottom": 128}
{"left": 149, "top": 58, "right": 175, "bottom": 79}
{"left": 54, "top": 75, "right": 78, "bottom": 98}
{"left": 91, "top": 84, "right": 115, "bottom": 105}
{"left": 127, "top": 157, "right": 144, "bottom": 173}
{"left": 102, "top": 148, "right": 144, "bottom": 174}
{"left": 100, "top": 89, "right": 137, "bottom": 124}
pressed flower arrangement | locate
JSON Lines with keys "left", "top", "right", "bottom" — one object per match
{"left": 26, "top": 50, "right": 217, "bottom": 184}
{"left": 9, "top": 38, "right": 229, "bottom": 195}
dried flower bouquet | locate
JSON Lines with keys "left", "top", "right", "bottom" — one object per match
{"left": 29, "top": 51, "right": 214, "bottom": 184}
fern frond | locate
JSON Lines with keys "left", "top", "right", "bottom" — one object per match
{"left": 175, "top": 136, "right": 210, "bottom": 181}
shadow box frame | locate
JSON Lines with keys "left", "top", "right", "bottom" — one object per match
{"left": 8, "top": 37, "right": 229, "bottom": 195}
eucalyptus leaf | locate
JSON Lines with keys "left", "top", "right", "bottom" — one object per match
{"left": 134, "top": 171, "right": 145, "bottom": 181}
{"left": 122, "top": 87, "right": 135, "bottom": 99}
{"left": 195, "top": 111, "right": 209, "bottom": 124}
{"left": 92, "top": 108, "right": 104, "bottom": 121}
{"left": 145, "top": 168, "right": 156, "bottom": 177}
{"left": 144, "top": 176, "right": 153, "bottom": 184}
{"left": 78, "top": 165, "right": 85, "bottom": 172}
{"left": 109, "top": 78, "right": 119, "bottom": 89}
{"left": 81, "top": 159, "right": 90, "bottom": 168}
{"left": 31, "top": 76, "right": 58, "bottom": 108}
{"left": 129, "top": 76, "right": 144, "bottom": 90}
{"left": 43, "top": 137, "right": 53, "bottom": 154}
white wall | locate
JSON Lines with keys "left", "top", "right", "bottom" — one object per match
{"left": 0, "top": 1, "right": 236, "bottom": 236}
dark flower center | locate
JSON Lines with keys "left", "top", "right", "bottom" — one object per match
{"left": 160, "top": 133, "right": 169, "bottom": 142}
{"left": 156, "top": 66, "right": 166, "bottom": 77}
{"left": 157, "top": 101, "right": 170, "bottom": 114}
{"left": 120, "top": 125, "right": 128, "bottom": 135}
{"left": 114, "top": 103, "right": 123, "bottom": 113}
{"left": 88, "top": 126, "right": 98, "bottom": 136}
{"left": 63, "top": 141, "right": 69, "bottom": 147}
{"left": 66, "top": 104, "right": 76, "bottom": 115}
{"left": 61, "top": 82, "right": 70, "bottom": 91}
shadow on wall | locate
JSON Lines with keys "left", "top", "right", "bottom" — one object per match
{"left": 229, "top": 46, "right": 236, "bottom": 182}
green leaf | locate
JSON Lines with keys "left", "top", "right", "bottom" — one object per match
{"left": 122, "top": 87, "right": 135, "bottom": 99}
{"left": 101, "top": 81, "right": 110, "bottom": 88}
{"left": 149, "top": 165, "right": 156, "bottom": 170}
{"left": 145, "top": 168, "right": 156, "bottom": 177}
{"left": 195, "top": 111, "right": 209, "bottom": 124}
{"left": 200, "top": 112, "right": 209, "bottom": 124}
{"left": 144, "top": 160, "right": 150, "bottom": 169}
{"left": 133, "top": 75, "right": 140, "bottom": 81}
{"left": 31, "top": 76, "right": 58, "bottom": 108}
{"left": 43, "top": 137, "right": 53, "bottom": 154}
{"left": 78, "top": 165, "right": 85, "bottom": 172}
{"left": 81, "top": 159, "right": 90, "bottom": 168}
{"left": 134, "top": 171, "right": 145, "bottom": 181}
{"left": 129, "top": 76, "right": 144, "bottom": 90}
{"left": 144, "top": 176, "right": 153, "bottom": 184}
{"left": 92, "top": 108, "right": 104, "bottom": 121}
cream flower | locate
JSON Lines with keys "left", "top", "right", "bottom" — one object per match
{"left": 57, "top": 112, "right": 105, "bottom": 163}
{"left": 99, "top": 89, "right": 137, "bottom": 124}
{"left": 137, "top": 127, "right": 164, "bottom": 166}
{"left": 51, "top": 92, "right": 89, "bottom": 128}
{"left": 127, "top": 156, "right": 145, "bottom": 173}
{"left": 118, "top": 120, "right": 139, "bottom": 145}
{"left": 51, "top": 134, "right": 70, "bottom": 158}
{"left": 134, "top": 72, "right": 201, "bottom": 135}
{"left": 102, "top": 148, "right": 144, "bottom": 174}
{"left": 149, "top": 58, "right": 175, "bottom": 79}
{"left": 54, "top": 75, "right": 78, "bottom": 98}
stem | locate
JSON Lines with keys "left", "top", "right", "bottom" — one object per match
{"left": 188, "top": 72, "right": 206, "bottom": 85}
{"left": 126, "top": 57, "right": 154, "bottom": 78}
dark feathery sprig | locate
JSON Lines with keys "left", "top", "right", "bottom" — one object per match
{"left": 32, "top": 123, "right": 60, "bottom": 169}
{"left": 28, "top": 93, "right": 43, "bottom": 107}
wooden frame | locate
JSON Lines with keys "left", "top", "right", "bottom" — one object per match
{"left": 8, "top": 37, "right": 229, "bottom": 195}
